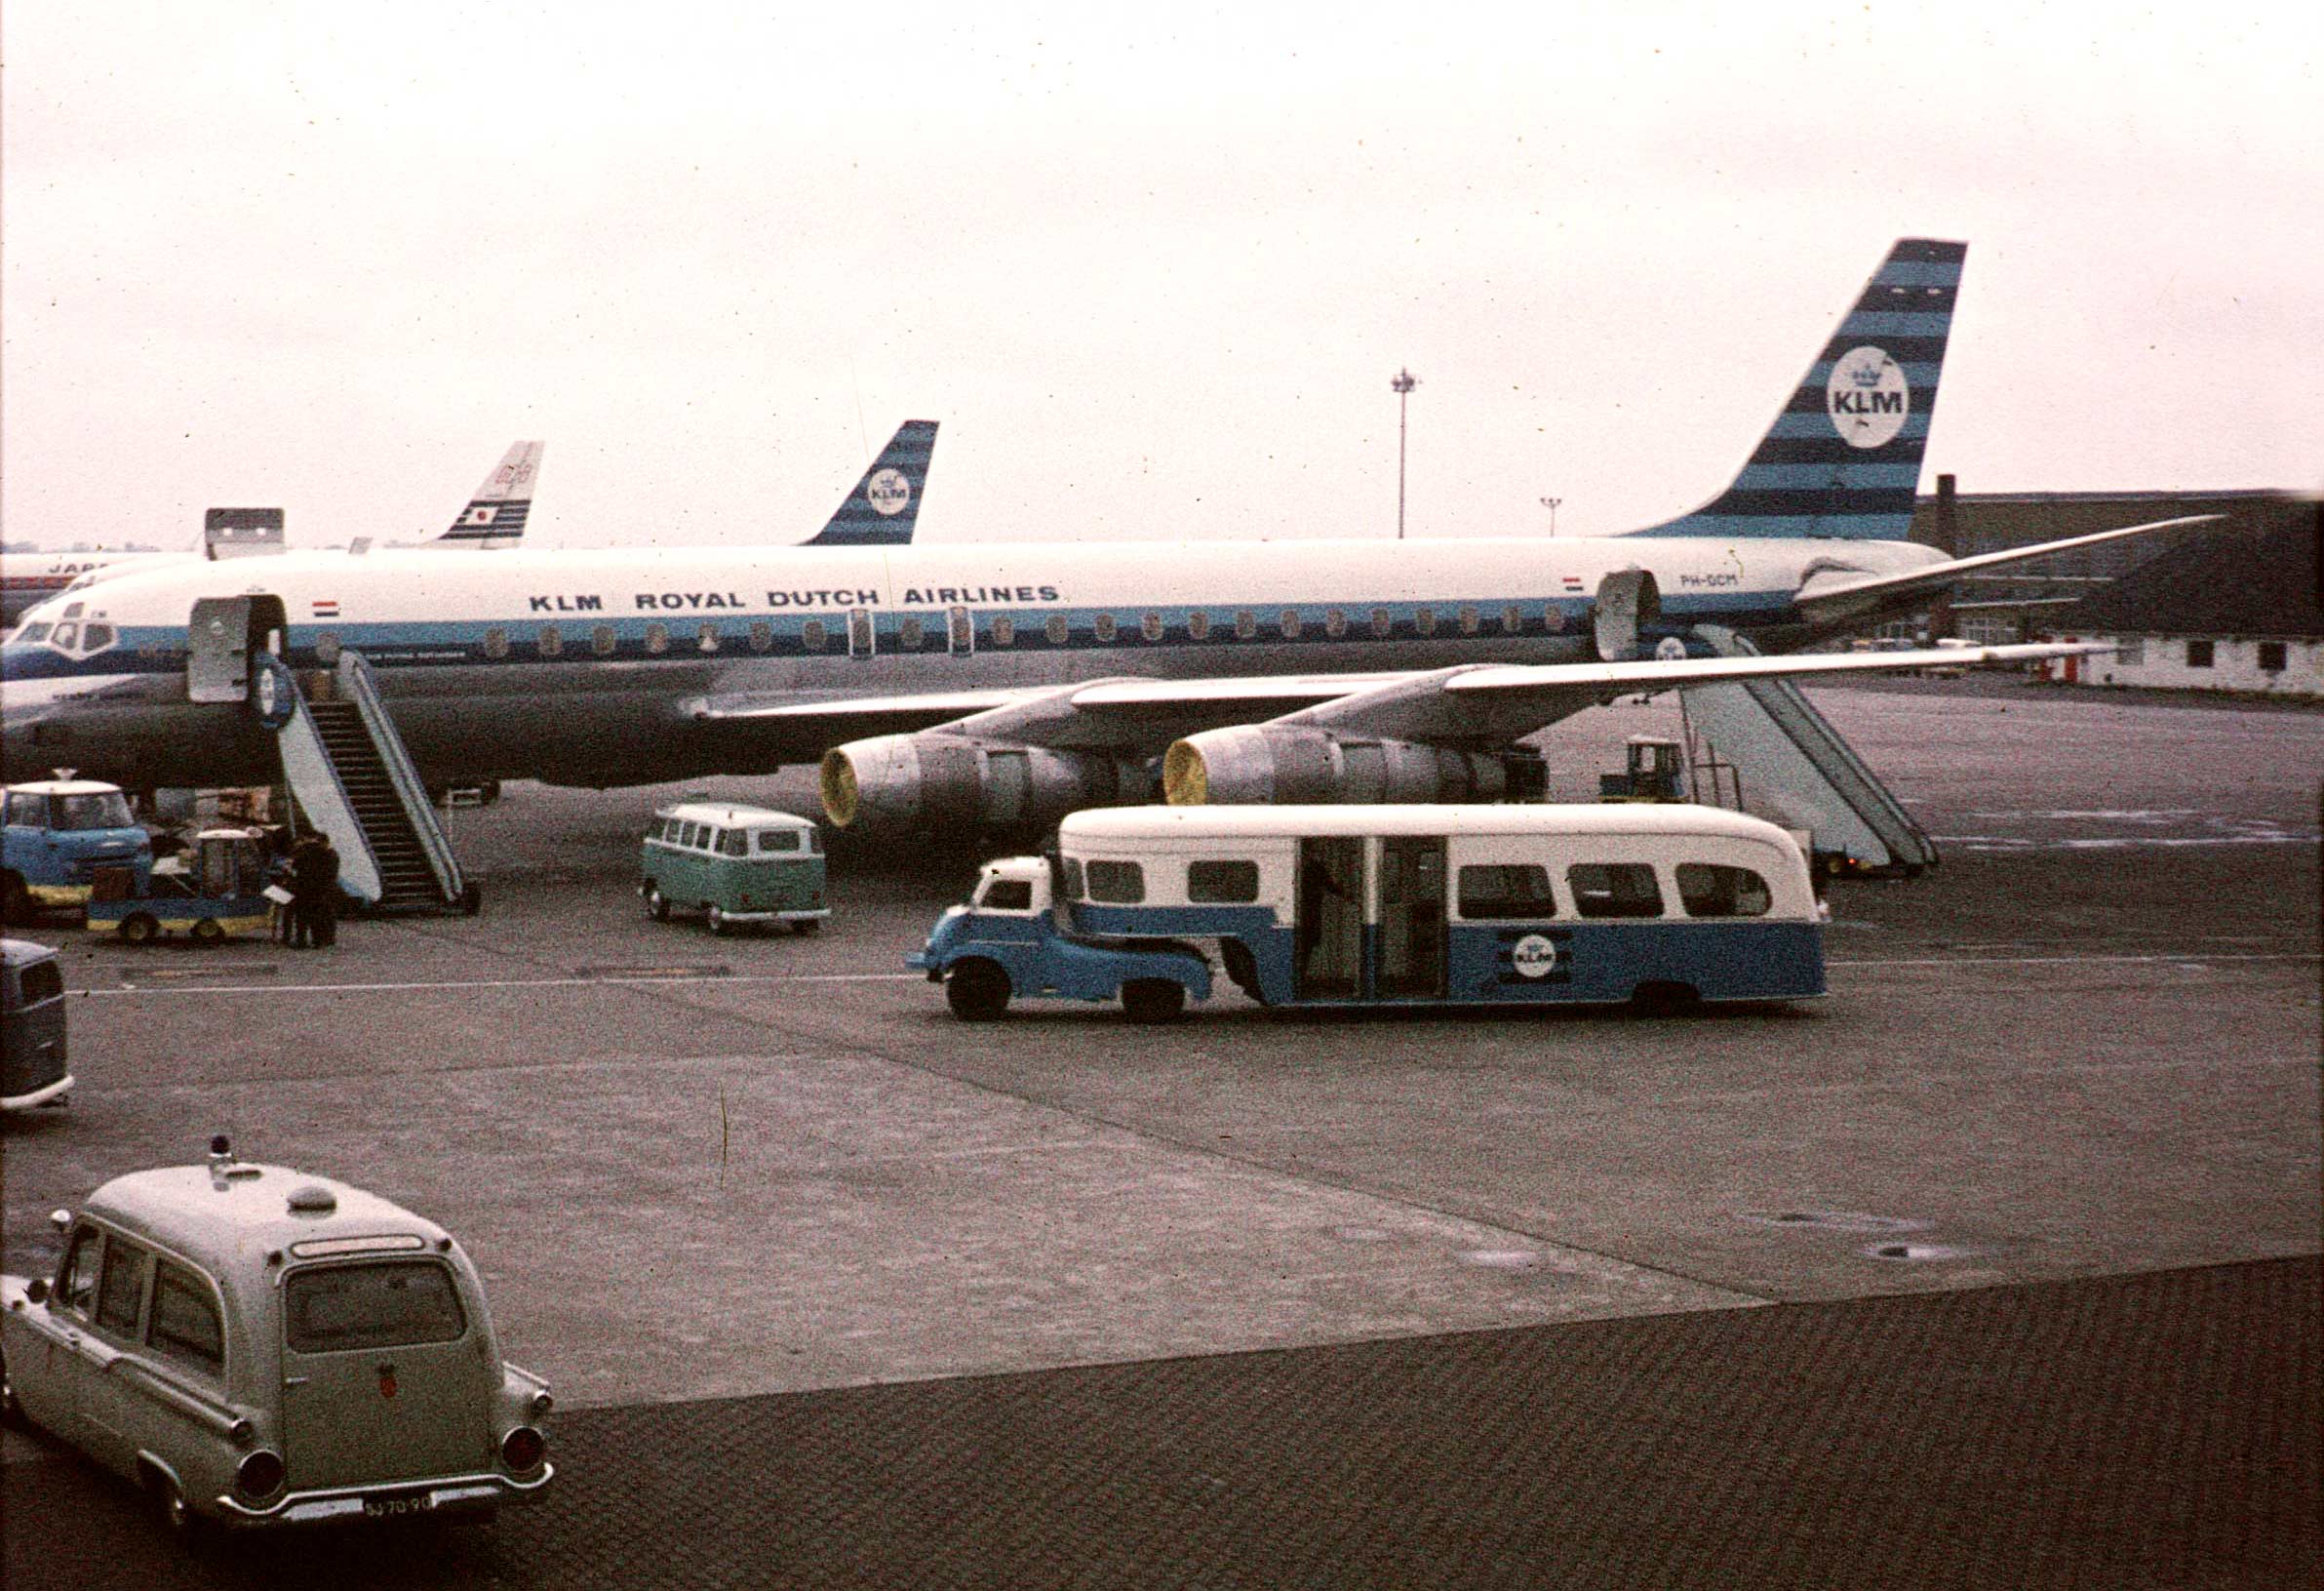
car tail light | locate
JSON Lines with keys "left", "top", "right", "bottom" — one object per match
{"left": 500, "top": 1426, "right": 546, "bottom": 1473}
{"left": 236, "top": 1450, "right": 286, "bottom": 1500}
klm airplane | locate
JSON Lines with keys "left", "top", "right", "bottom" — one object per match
{"left": 0, "top": 244, "right": 2204, "bottom": 831}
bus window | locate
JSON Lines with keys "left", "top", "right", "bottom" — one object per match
{"left": 719, "top": 829, "right": 749, "bottom": 857}
{"left": 1187, "top": 859, "right": 1259, "bottom": 903}
{"left": 1676, "top": 862, "right": 1773, "bottom": 918}
{"left": 755, "top": 829, "right": 801, "bottom": 854}
{"left": 1085, "top": 860, "right": 1145, "bottom": 903}
{"left": 1457, "top": 863, "right": 1556, "bottom": 919}
{"left": 1567, "top": 862, "right": 1663, "bottom": 919}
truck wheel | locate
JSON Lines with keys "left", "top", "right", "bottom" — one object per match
{"left": 1122, "top": 978, "right": 1187, "bottom": 1024}
{"left": 190, "top": 918, "right": 226, "bottom": 944}
{"left": 120, "top": 913, "right": 160, "bottom": 945}
{"left": 644, "top": 886, "right": 670, "bottom": 922}
{"left": 945, "top": 960, "right": 1011, "bottom": 1021}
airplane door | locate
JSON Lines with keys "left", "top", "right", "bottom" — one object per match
{"left": 187, "top": 595, "right": 289, "bottom": 703}
{"left": 947, "top": 605, "right": 975, "bottom": 656}
{"left": 847, "top": 608, "right": 877, "bottom": 659}
{"left": 1374, "top": 836, "right": 1447, "bottom": 1000}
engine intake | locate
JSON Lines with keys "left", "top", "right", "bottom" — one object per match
{"left": 820, "top": 733, "right": 1146, "bottom": 834}
{"left": 1163, "top": 726, "right": 1537, "bottom": 807}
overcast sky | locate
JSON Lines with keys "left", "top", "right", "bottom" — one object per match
{"left": 4, "top": 3, "right": 2317, "bottom": 552}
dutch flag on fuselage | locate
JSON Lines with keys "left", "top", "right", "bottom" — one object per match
{"left": 1631, "top": 238, "right": 1964, "bottom": 540}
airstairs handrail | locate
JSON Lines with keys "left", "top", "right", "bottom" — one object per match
{"left": 257, "top": 654, "right": 384, "bottom": 904}
{"left": 335, "top": 651, "right": 465, "bottom": 904}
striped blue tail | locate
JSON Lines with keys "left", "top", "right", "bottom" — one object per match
{"left": 806, "top": 419, "right": 939, "bottom": 546}
{"left": 1631, "top": 239, "right": 1964, "bottom": 539}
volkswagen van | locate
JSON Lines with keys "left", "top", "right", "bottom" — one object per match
{"left": 2, "top": 937, "right": 73, "bottom": 1110}
{"left": 2, "top": 776, "right": 153, "bottom": 923}
{"left": 640, "top": 802, "right": 828, "bottom": 935}
{"left": 0, "top": 1138, "right": 553, "bottom": 1534}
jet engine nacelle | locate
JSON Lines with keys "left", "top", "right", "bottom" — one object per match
{"left": 819, "top": 733, "right": 1146, "bottom": 834}
{"left": 1162, "top": 726, "right": 1530, "bottom": 807}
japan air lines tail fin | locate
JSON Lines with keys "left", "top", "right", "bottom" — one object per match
{"left": 1629, "top": 239, "right": 1964, "bottom": 540}
{"left": 428, "top": 441, "right": 544, "bottom": 550}
{"left": 806, "top": 420, "right": 938, "bottom": 546}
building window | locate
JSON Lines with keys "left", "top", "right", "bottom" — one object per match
{"left": 992, "top": 616, "right": 1015, "bottom": 648}
{"left": 2258, "top": 641, "right": 2287, "bottom": 672}
{"left": 2186, "top": 639, "right": 2215, "bottom": 669}
{"left": 800, "top": 618, "right": 826, "bottom": 652}
{"left": 1046, "top": 614, "right": 1070, "bottom": 645}
{"left": 1188, "top": 611, "right": 1210, "bottom": 641}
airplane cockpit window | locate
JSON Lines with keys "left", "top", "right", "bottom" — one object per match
{"left": 49, "top": 622, "right": 80, "bottom": 650}
{"left": 13, "top": 621, "right": 54, "bottom": 645}
{"left": 80, "top": 622, "right": 117, "bottom": 655}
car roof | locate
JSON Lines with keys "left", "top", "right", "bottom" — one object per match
{"left": 84, "top": 1161, "right": 451, "bottom": 1261}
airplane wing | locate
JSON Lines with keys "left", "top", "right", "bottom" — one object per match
{"left": 1792, "top": 514, "right": 2218, "bottom": 627}
{"left": 693, "top": 644, "right": 2104, "bottom": 762}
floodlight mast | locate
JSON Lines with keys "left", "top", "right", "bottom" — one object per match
{"left": 1391, "top": 368, "right": 1419, "bottom": 538}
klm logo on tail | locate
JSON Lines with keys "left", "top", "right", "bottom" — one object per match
{"left": 807, "top": 421, "right": 939, "bottom": 546}
{"left": 1635, "top": 238, "right": 1964, "bottom": 539}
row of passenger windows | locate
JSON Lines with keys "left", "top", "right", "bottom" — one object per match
{"left": 1061, "top": 858, "right": 1775, "bottom": 920}
{"left": 59, "top": 1226, "right": 225, "bottom": 1375}
{"left": 449, "top": 603, "right": 1563, "bottom": 660}
{"left": 648, "top": 817, "right": 811, "bottom": 856}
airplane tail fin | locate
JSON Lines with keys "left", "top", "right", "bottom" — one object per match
{"left": 806, "top": 420, "right": 938, "bottom": 545}
{"left": 429, "top": 441, "right": 544, "bottom": 550}
{"left": 1630, "top": 239, "right": 1965, "bottom": 540}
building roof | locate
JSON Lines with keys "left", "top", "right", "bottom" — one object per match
{"left": 2056, "top": 508, "right": 2324, "bottom": 637}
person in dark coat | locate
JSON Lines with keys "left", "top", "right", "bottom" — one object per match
{"left": 290, "top": 834, "right": 342, "bottom": 949}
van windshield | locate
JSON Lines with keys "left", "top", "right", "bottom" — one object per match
{"left": 285, "top": 1259, "right": 468, "bottom": 1353}
{"left": 52, "top": 791, "right": 135, "bottom": 830}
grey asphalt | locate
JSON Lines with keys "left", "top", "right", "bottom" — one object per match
{"left": 4, "top": 681, "right": 2318, "bottom": 1586}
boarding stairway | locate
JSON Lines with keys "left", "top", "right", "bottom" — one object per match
{"left": 260, "top": 651, "right": 474, "bottom": 912}
{"left": 1675, "top": 625, "right": 1939, "bottom": 874}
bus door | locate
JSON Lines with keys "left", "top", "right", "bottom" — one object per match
{"left": 1374, "top": 836, "right": 1447, "bottom": 999}
{"left": 1294, "top": 837, "right": 1363, "bottom": 1000}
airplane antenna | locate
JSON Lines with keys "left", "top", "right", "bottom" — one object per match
{"left": 1391, "top": 368, "right": 1419, "bottom": 538}
{"left": 1541, "top": 497, "right": 1562, "bottom": 537}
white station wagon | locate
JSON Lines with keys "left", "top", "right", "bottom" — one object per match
{"left": 0, "top": 1138, "right": 553, "bottom": 1534}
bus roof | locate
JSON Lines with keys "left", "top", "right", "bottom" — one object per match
{"left": 651, "top": 803, "right": 815, "bottom": 830}
{"left": 1060, "top": 803, "right": 1798, "bottom": 845}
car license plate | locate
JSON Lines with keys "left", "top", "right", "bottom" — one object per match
{"left": 361, "top": 1489, "right": 439, "bottom": 1520}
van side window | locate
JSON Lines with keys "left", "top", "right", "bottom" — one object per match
{"left": 7, "top": 792, "right": 51, "bottom": 827}
{"left": 677, "top": 822, "right": 699, "bottom": 848}
{"left": 702, "top": 828, "right": 724, "bottom": 854}
{"left": 1675, "top": 863, "right": 1773, "bottom": 919}
{"left": 58, "top": 1227, "right": 102, "bottom": 1315}
{"left": 148, "top": 1261, "right": 225, "bottom": 1374}
{"left": 97, "top": 1241, "right": 152, "bottom": 1336}
{"left": 1187, "top": 859, "right": 1260, "bottom": 903}
{"left": 1567, "top": 863, "right": 1664, "bottom": 919}
{"left": 756, "top": 830, "right": 800, "bottom": 854}
{"left": 1084, "top": 860, "right": 1145, "bottom": 903}
{"left": 1458, "top": 863, "right": 1557, "bottom": 919}
{"left": 719, "top": 829, "right": 748, "bottom": 858}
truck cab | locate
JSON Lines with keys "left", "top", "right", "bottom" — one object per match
{"left": 2, "top": 776, "right": 153, "bottom": 923}
{"left": 909, "top": 856, "right": 1210, "bottom": 1023}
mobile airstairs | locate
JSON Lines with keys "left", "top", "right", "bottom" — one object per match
{"left": 1674, "top": 625, "right": 1939, "bottom": 876}
{"left": 257, "top": 653, "right": 477, "bottom": 913}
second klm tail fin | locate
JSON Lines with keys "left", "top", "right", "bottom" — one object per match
{"left": 1630, "top": 239, "right": 1965, "bottom": 540}
{"left": 806, "top": 420, "right": 939, "bottom": 546}
{"left": 429, "top": 441, "right": 544, "bottom": 550}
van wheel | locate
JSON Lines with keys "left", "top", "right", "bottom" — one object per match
{"left": 945, "top": 960, "right": 1011, "bottom": 1021}
{"left": 1122, "top": 978, "right": 1187, "bottom": 1024}
{"left": 706, "top": 904, "right": 730, "bottom": 936}
{"left": 190, "top": 918, "right": 226, "bottom": 944}
{"left": 120, "top": 913, "right": 160, "bottom": 945}
{"left": 644, "top": 886, "right": 670, "bottom": 922}
{"left": 0, "top": 874, "right": 28, "bottom": 926}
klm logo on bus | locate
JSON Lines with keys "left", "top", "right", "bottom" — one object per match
{"left": 1826, "top": 345, "right": 1910, "bottom": 449}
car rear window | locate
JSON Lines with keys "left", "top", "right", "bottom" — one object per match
{"left": 11, "top": 958, "right": 63, "bottom": 1006}
{"left": 285, "top": 1260, "right": 468, "bottom": 1353}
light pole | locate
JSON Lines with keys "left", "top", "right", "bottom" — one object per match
{"left": 1392, "top": 368, "right": 1418, "bottom": 538}
{"left": 1540, "top": 496, "right": 1562, "bottom": 536}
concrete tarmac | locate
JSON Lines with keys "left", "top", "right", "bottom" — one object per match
{"left": 4, "top": 681, "right": 2318, "bottom": 1586}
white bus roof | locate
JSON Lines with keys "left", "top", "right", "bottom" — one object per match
{"left": 1060, "top": 803, "right": 1797, "bottom": 846}
{"left": 4, "top": 777, "right": 127, "bottom": 797}
{"left": 651, "top": 803, "right": 816, "bottom": 829}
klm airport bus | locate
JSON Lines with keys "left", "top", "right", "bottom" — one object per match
{"left": 912, "top": 804, "right": 1828, "bottom": 1021}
